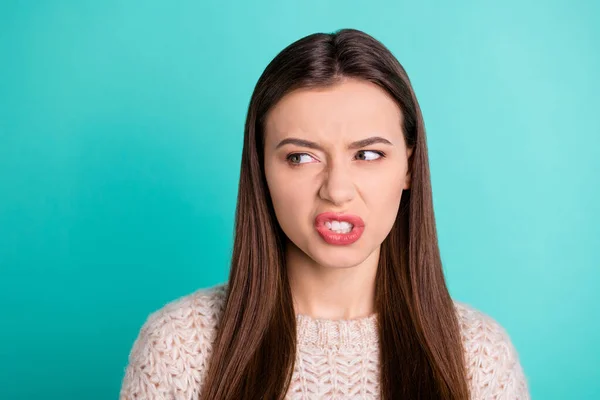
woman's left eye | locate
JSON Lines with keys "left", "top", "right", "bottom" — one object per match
{"left": 356, "top": 150, "right": 385, "bottom": 161}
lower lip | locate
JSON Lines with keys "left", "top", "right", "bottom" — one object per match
{"left": 315, "top": 224, "right": 365, "bottom": 245}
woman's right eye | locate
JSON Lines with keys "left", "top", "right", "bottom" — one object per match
{"left": 286, "top": 153, "right": 314, "bottom": 166}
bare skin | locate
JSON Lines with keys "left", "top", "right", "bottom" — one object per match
{"left": 263, "top": 77, "right": 413, "bottom": 320}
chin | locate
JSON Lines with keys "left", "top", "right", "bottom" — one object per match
{"left": 319, "top": 260, "right": 361, "bottom": 269}
{"left": 310, "top": 246, "right": 366, "bottom": 269}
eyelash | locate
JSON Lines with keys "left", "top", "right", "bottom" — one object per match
{"left": 285, "top": 150, "right": 386, "bottom": 167}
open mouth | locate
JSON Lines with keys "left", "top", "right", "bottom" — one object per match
{"left": 324, "top": 220, "right": 354, "bottom": 234}
{"left": 314, "top": 212, "right": 365, "bottom": 245}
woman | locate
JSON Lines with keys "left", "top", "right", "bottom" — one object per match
{"left": 120, "top": 28, "right": 530, "bottom": 399}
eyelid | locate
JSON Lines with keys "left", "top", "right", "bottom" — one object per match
{"left": 286, "top": 152, "right": 318, "bottom": 164}
{"left": 356, "top": 149, "right": 386, "bottom": 161}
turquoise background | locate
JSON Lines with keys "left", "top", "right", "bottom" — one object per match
{"left": 1, "top": 0, "right": 598, "bottom": 398}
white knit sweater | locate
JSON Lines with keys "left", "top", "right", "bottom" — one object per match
{"left": 119, "top": 283, "right": 530, "bottom": 399}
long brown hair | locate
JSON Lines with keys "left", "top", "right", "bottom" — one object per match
{"left": 199, "top": 28, "right": 469, "bottom": 400}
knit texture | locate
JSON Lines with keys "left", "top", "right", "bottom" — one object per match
{"left": 119, "top": 283, "right": 530, "bottom": 399}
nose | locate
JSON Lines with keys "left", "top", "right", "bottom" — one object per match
{"left": 318, "top": 160, "right": 356, "bottom": 206}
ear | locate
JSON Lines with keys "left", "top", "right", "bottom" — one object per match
{"left": 404, "top": 147, "right": 414, "bottom": 190}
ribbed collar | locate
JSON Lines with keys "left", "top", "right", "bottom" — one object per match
{"left": 295, "top": 313, "right": 379, "bottom": 347}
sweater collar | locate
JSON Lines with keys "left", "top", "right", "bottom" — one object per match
{"left": 295, "top": 312, "right": 379, "bottom": 347}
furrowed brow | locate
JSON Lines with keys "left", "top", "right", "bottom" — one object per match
{"left": 275, "top": 138, "right": 323, "bottom": 150}
{"left": 276, "top": 136, "right": 393, "bottom": 150}
{"left": 347, "top": 136, "right": 393, "bottom": 149}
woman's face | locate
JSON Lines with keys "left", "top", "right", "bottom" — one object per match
{"left": 263, "top": 78, "right": 413, "bottom": 269}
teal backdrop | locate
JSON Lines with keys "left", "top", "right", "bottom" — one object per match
{"left": 1, "top": 0, "right": 598, "bottom": 398}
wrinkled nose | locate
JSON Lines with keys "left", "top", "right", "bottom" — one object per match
{"left": 318, "top": 162, "right": 356, "bottom": 206}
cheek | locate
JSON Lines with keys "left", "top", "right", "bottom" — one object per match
{"left": 361, "top": 166, "right": 405, "bottom": 235}
{"left": 266, "top": 170, "right": 313, "bottom": 240}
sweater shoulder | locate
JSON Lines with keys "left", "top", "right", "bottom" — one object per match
{"left": 119, "top": 282, "right": 228, "bottom": 399}
{"left": 147, "top": 282, "right": 228, "bottom": 330}
{"left": 452, "top": 300, "right": 530, "bottom": 399}
{"left": 453, "top": 300, "right": 514, "bottom": 346}
{"left": 139, "top": 282, "right": 228, "bottom": 344}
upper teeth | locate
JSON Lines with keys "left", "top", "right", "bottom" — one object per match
{"left": 325, "top": 220, "right": 353, "bottom": 233}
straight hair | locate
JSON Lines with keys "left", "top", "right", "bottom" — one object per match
{"left": 199, "top": 28, "right": 469, "bottom": 399}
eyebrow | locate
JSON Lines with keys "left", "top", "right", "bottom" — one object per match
{"left": 275, "top": 136, "right": 394, "bottom": 151}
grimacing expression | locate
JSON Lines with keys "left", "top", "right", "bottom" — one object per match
{"left": 263, "top": 78, "right": 413, "bottom": 269}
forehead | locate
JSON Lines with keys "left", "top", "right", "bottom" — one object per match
{"left": 264, "top": 78, "right": 404, "bottom": 144}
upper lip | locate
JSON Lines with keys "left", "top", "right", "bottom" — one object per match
{"left": 315, "top": 211, "right": 365, "bottom": 227}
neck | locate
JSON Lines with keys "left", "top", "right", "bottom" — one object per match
{"left": 286, "top": 240, "right": 379, "bottom": 320}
